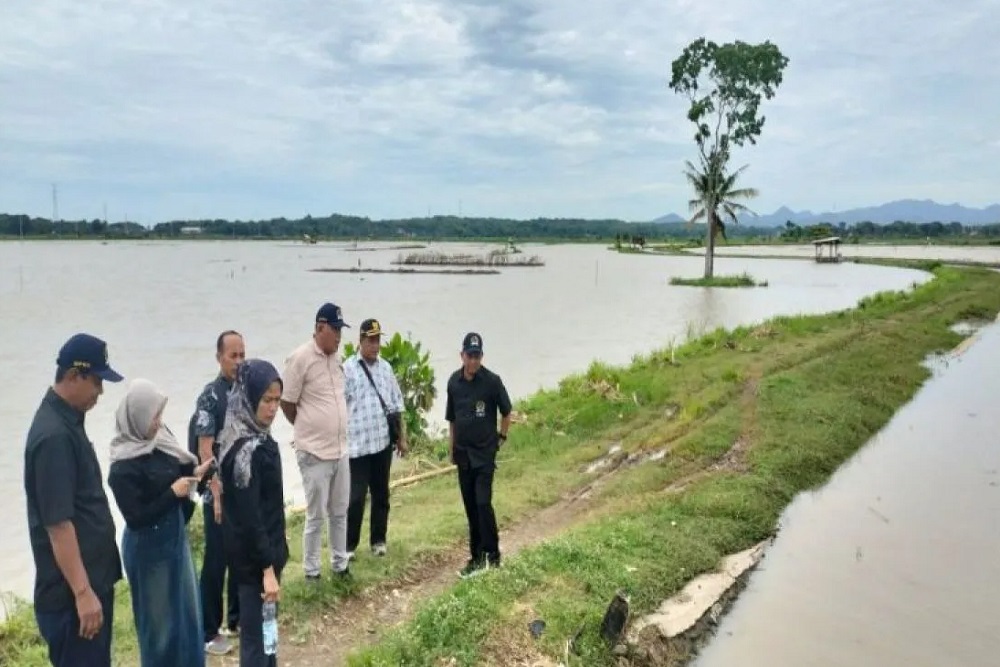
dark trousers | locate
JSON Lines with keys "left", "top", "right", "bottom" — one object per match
{"left": 238, "top": 581, "right": 279, "bottom": 667}
{"left": 35, "top": 587, "right": 115, "bottom": 667}
{"left": 457, "top": 464, "right": 500, "bottom": 563}
{"left": 201, "top": 499, "right": 240, "bottom": 641}
{"left": 347, "top": 445, "right": 394, "bottom": 552}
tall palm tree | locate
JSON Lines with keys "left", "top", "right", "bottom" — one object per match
{"left": 683, "top": 152, "right": 759, "bottom": 278}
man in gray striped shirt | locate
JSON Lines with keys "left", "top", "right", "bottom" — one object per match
{"left": 344, "top": 318, "right": 407, "bottom": 559}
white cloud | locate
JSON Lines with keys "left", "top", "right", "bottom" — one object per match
{"left": 0, "top": 0, "right": 997, "bottom": 222}
{"left": 353, "top": 1, "right": 472, "bottom": 66}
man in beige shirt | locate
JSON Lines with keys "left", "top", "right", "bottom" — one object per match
{"left": 280, "top": 302, "right": 352, "bottom": 580}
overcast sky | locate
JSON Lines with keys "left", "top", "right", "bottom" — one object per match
{"left": 2, "top": 0, "right": 998, "bottom": 223}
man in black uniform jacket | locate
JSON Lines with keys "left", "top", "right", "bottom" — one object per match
{"left": 445, "top": 332, "right": 512, "bottom": 578}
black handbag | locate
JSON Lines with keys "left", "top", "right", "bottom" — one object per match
{"left": 358, "top": 358, "right": 402, "bottom": 447}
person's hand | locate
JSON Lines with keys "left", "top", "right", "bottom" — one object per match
{"left": 170, "top": 477, "right": 198, "bottom": 498}
{"left": 396, "top": 437, "right": 408, "bottom": 457}
{"left": 75, "top": 586, "right": 103, "bottom": 640}
{"left": 194, "top": 458, "right": 215, "bottom": 479}
{"left": 213, "top": 495, "right": 223, "bottom": 524}
{"left": 262, "top": 568, "right": 280, "bottom": 603}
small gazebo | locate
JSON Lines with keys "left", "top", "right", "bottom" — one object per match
{"left": 812, "top": 236, "right": 843, "bottom": 263}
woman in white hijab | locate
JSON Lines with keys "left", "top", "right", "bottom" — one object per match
{"left": 108, "top": 379, "right": 214, "bottom": 667}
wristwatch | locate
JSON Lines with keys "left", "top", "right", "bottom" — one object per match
{"left": 498, "top": 432, "right": 508, "bottom": 442}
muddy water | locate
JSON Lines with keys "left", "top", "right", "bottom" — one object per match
{"left": 0, "top": 240, "right": 927, "bottom": 602}
{"left": 693, "top": 322, "right": 1000, "bottom": 667}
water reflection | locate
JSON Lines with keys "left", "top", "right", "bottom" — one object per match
{"left": 693, "top": 323, "right": 1000, "bottom": 667}
{"left": 692, "top": 287, "right": 724, "bottom": 336}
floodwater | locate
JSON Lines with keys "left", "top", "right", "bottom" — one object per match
{"left": 692, "top": 242, "right": 1000, "bottom": 264}
{"left": 0, "top": 240, "right": 928, "bottom": 602}
{"left": 693, "top": 321, "right": 1000, "bottom": 667}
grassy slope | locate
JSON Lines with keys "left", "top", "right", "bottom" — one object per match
{"left": 347, "top": 265, "right": 1000, "bottom": 666}
{"left": 2, "top": 265, "right": 998, "bottom": 665}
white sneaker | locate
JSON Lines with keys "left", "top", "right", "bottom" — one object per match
{"left": 205, "top": 635, "right": 233, "bottom": 655}
{"left": 347, "top": 551, "right": 356, "bottom": 562}
{"left": 372, "top": 543, "right": 387, "bottom": 557}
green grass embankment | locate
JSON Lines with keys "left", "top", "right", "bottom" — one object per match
{"left": 3, "top": 265, "right": 998, "bottom": 666}
{"left": 348, "top": 265, "right": 1000, "bottom": 666}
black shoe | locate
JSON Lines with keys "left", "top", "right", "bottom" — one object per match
{"left": 334, "top": 567, "right": 352, "bottom": 580}
{"left": 458, "top": 557, "right": 490, "bottom": 579}
{"left": 305, "top": 573, "right": 321, "bottom": 583}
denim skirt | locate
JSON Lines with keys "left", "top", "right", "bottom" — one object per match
{"left": 123, "top": 504, "right": 204, "bottom": 667}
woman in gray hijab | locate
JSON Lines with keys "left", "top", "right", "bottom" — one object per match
{"left": 108, "top": 379, "right": 214, "bottom": 667}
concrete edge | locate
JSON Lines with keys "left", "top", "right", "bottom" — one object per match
{"left": 627, "top": 540, "right": 768, "bottom": 643}
{"left": 622, "top": 539, "right": 771, "bottom": 666}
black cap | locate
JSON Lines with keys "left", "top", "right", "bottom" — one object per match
{"left": 462, "top": 332, "right": 483, "bottom": 354}
{"left": 56, "top": 333, "right": 124, "bottom": 382}
{"left": 360, "top": 318, "right": 384, "bottom": 338}
{"left": 316, "top": 302, "right": 350, "bottom": 329}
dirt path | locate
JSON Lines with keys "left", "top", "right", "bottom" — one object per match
{"left": 234, "top": 466, "right": 623, "bottom": 666}
{"left": 468, "top": 374, "right": 767, "bottom": 666}
{"left": 210, "top": 376, "right": 763, "bottom": 666}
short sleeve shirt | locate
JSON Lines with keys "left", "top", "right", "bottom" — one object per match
{"left": 189, "top": 374, "right": 233, "bottom": 459}
{"left": 282, "top": 340, "right": 348, "bottom": 460}
{"left": 343, "top": 354, "right": 405, "bottom": 458}
{"left": 23, "top": 389, "right": 123, "bottom": 612}
{"left": 445, "top": 366, "right": 512, "bottom": 468}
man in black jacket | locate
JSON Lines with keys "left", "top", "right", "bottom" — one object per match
{"left": 24, "top": 333, "right": 124, "bottom": 667}
{"left": 445, "top": 332, "right": 512, "bottom": 578}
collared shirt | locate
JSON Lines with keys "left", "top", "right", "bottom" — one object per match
{"left": 282, "top": 339, "right": 348, "bottom": 460}
{"left": 344, "top": 353, "right": 405, "bottom": 458}
{"left": 23, "top": 388, "right": 123, "bottom": 612}
{"left": 189, "top": 374, "right": 233, "bottom": 458}
{"left": 187, "top": 373, "right": 233, "bottom": 500}
{"left": 445, "top": 366, "right": 512, "bottom": 469}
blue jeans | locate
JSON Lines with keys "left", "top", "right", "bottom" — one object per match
{"left": 35, "top": 587, "right": 115, "bottom": 667}
{"left": 123, "top": 505, "right": 204, "bottom": 667}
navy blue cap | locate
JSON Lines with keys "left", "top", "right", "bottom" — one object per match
{"left": 316, "top": 302, "right": 350, "bottom": 329}
{"left": 462, "top": 332, "right": 483, "bottom": 354}
{"left": 56, "top": 333, "right": 124, "bottom": 382}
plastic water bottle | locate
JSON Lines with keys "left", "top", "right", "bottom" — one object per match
{"left": 262, "top": 600, "right": 278, "bottom": 655}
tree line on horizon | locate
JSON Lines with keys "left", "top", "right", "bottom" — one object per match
{"left": 2, "top": 212, "right": 1000, "bottom": 242}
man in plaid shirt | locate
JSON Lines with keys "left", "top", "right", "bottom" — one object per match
{"left": 344, "top": 318, "right": 407, "bottom": 558}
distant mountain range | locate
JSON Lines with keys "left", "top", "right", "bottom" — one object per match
{"left": 651, "top": 199, "right": 1000, "bottom": 226}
